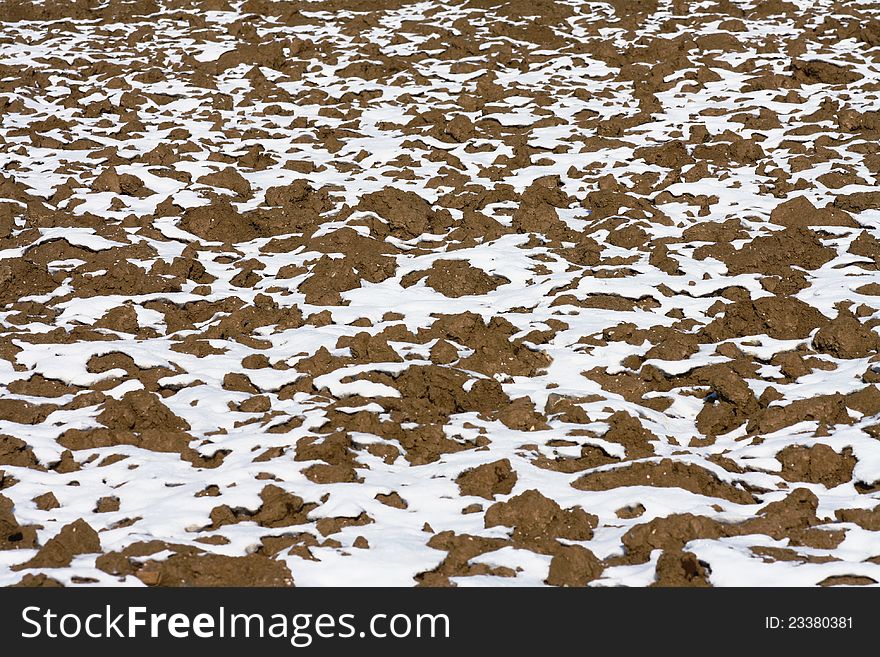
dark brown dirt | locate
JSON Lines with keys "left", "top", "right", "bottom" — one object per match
{"left": 0, "top": 495, "right": 38, "bottom": 550}
{"left": 702, "top": 297, "right": 829, "bottom": 341}
{"left": 456, "top": 459, "right": 518, "bottom": 499}
{"left": 12, "top": 519, "right": 100, "bottom": 570}
{"left": 210, "top": 485, "right": 316, "bottom": 529}
{"left": 777, "top": 445, "right": 857, "bottom": 487}
{"left": 812, "top": 308, "right": 880, "bottom": 358}
{"left": 357, "top": 188, "right": 452, "bottom": 239}
{"left": 138, "top": 553, "right": 294, "bottom": 587}
{"left": 545, "top": 545, "right": 604, "bottom": 587}
{"left": 403, "top": 259, "right": 509, "bottom": 297}
{"left": 0, "top": 0, "right": 878, "bottom": 589}
{"left": 573, "top": 459, "right": 757, "bottom": 504}
{"left": 651, "top": 550, "right": 711, "bottom": 587}
{"left": 484, "top": 489, "right": 597, "bottom": 548}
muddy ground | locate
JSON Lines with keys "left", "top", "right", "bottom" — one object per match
{"left": 1, "top": 0, "right": 880, "bottom": 587}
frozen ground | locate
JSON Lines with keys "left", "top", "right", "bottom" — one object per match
{"left": 1, "top": 0, "right": 880, "bottom": 587}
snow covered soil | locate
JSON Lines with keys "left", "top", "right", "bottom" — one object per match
{"left": 1, "top": 0, "right": 880, "bottom": 587}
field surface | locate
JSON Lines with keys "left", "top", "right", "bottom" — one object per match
{"left": 1, "top": 0, "right": 880, "bottom": 587}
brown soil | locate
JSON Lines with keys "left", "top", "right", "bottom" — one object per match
{"left": 403, "top": 259, "right": 509, "bottom": 297}
{"left": 357, "top": 188, "right": 452, "bottom": 239}
{"left": 138, "top": 553, "right": 294, "bottom": 587}
{"left": 545, "top": 545, "right": 604, "bottom": 587}
{"left": 1, "top": 495, "right": 38, "bottom": 550}
{"left": 652, "top": 550, "right": 711, "bottom": 587}
{"left": 12, "top": 519, "right": 100, "bottom": 570}
{"left": 210, "top": 485, "right": 317, "bottom": 529}
{"left": 484, "top": 489, "right": 597, "bottom": 548}
{"left": 777, "top": 445, "right": 857, "bottom": 487}
{"left": 702, "top": 297, "right": 829, "bottom": 341}
{"left": 573, "top": 459, "right": 757, "bottom": 504}
{"left": 0, "top": 0, "right": 878, "bottom": 589}
{"left": 456, "top": 459, "right": 518, "bottom": 499}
